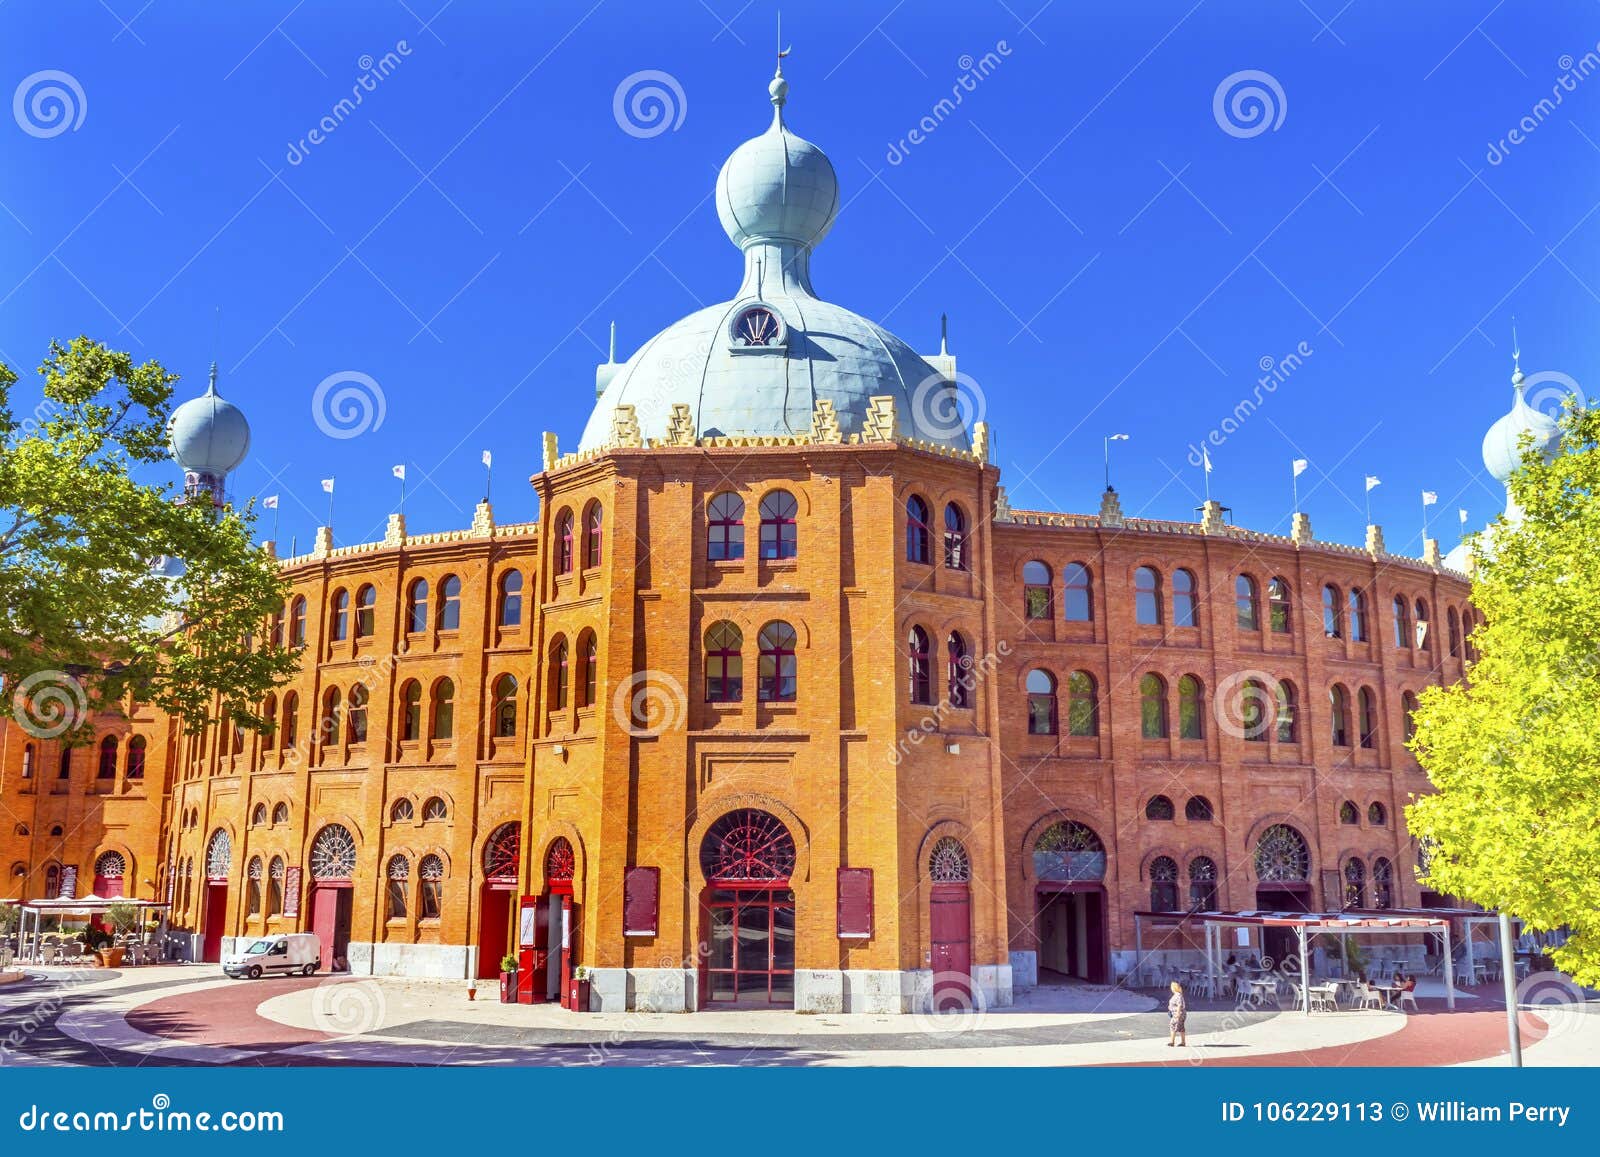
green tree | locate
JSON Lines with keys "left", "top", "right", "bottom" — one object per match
{"left": 1408, "top": 403, "right": 1600, "bottom": 985}
{"left": 0, "top": 337, "right": 296, "bottom": 736}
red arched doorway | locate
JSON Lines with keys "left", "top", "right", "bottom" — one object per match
{"left": 698, "top": 809, "right": 796, "bottom": 1008}
{"left": 92, "top": 851, "right": 127, "bottom": 899}
{"left": 1032, "top": 820, "right": 1110, "bottom": 985}
{"left": 477, "top": 822, "right": 519, "bottom": 982}
{"left": 307, "top": 824, "right": 356, "bottom": 972}
{"left": 517, "top": 835, "right": 578, "bottom": 1004}
{"left": 201, "top": 831, "right": 231, "bottom": 964}
{"left": 1253, "top": 823, "right": 1313, "bottom": 965}
{"left": 927, "top": 837, "right": 973, "bottom": 1012}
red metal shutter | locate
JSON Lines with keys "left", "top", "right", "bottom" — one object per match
{"left": 623, "top": 866, "right": 659, "bottom": 936}
{"left": 837, "top": 867, "right": 873, "bottom": 939}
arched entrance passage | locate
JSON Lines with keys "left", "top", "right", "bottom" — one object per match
{"left": 927, "top": 837, "right": 973, "bottom": 1012}
{"left": 1253, "top": 823, "right": 1312, "bottom": 964}
{"left": 1032, "top": 820, "right": 1109, "bottom": 985}
{"left": 201, "top": 831, "right": 231, "bottom": 964}
{"left": 308, "top": 824, "right": 357, "bottom": 972}
{"left": 518, "top": 835, "right": 580, "bottom": 1004}
{"left": 476, "top": 822, "right": 519, "bottom": 982}
{"left": 699, "top": 809, "right": 796, "bottom": 1008}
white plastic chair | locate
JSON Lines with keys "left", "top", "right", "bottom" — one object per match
{"left": 1398, "top": 988, "right": 1419, "bottom": 1013}
{"left": 1356, "top": 982, "right": 1384, "bottom": 1010}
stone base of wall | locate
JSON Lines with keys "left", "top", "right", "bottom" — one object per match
{"left": 347, "top": 941, "right": 472, "bottom": 979}
{"left": 588, "top": 966, "right": 697, "bottom": 1012}
{"left": 586, "top": 966, "right": 1012, "bottom": 1013}
{"left": 1010, "top": 950, "right": 1038, "bottom": 988}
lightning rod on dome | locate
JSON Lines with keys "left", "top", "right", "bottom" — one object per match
{"left": 608, "top": 320, "right": 617, "bottom": 364}
{"left": 940, "top": 312, "right": 948, "bottom": 357}
{"left": 1510, "top": 315, "right": 1523, "bottom": 384}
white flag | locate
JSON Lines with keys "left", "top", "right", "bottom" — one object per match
{"left": 1292, "top": 458, "right": 1308, "bottom": 477}
{"left": 321, "top": 478, "right": 335, "bottom": 493}
{"left": 262, "top": 495, "right": 278, "bottom": 509}
{"left": 481, "top": 449, "right": 492, "bottom": 468}
{"left": 1365, "top": 475, "right": 1381, "bottom": 492}
{"left": 1422, "top": 490, "right": 1438, "bottom": 506}
{"left": 1459, "top": 508, "right": 1468, "bottom": 525}
{"left": 1202, "top": 446, "right": 1213, "bottom": 473}
{"left": 392, "top": 464, "right": 406, "bottom": 481}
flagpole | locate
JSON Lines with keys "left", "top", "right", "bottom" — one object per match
{"left": 1291, "top": 469, "right": 1299, "bottom": 517}
{"left": 271, "top": 504, "right": 279, "bottom": 543}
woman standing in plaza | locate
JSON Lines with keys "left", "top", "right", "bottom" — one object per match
{"left": 1168, "top": 980, "right": 1188, "bottom": 1047}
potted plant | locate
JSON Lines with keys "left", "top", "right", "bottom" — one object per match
{"left": 94, "top": 902, "right": 139, "bottom": 968}
{"left": 567, "top": 965, "right": 591, "bottom": 1012}
{"left": 499, "top": 952, "right": 520, "bottom": 1004}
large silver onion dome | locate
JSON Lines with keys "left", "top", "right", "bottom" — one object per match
{"left": 167, "top": 364, "right": 251, "bottom": 476}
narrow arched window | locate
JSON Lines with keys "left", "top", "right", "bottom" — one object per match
{"left": 1368, "top": 801, "right": 1387, "bottom": 826}
{"left": 272, "top": 801, "right": 289, "bottom": 825}
{"left": 1447, "top": 607, "right": 1461, "bottom": 657}
{"left": 708, "top": 492, "right": 745, "bottom": 561}
{"left": 1330, "top": 684, "right": 1350, "bottom": 746}
{"left": 98, "top": 735, "right": 118, "bottom": 779}
{"left": 57, "top": 745, "right": 71, "bottom": 779}
{"left": 437, "top": 574, "right": 461, "bottom": 631}
{"left": 268, "top": 856, "right": 285, "bottom": 915}
{"left": 497, "top": 570, "right": 523, "bottom": 627}
{"left": 580, "top": 633, "right": 597, "bottom": 707}
{"left": 556, "top": 510, "right": 575, "bottom": 574}
{"left": 1393, "top": 595, "right": 1410, "bottom": 648}
{"left": 1268, "top": 577, "right": 1291, "bottom": 633}
{"left": 1414, "top": 599, "right": 1430, "bottom": 649}
{"left": 355, "top": 584, "right": 376, "bottom": 637}
{"left": 1177, "top": 675, "right": 1204, "bottom": 739}
{"left": 1064, "top": 562, "right": 1093, "bottom": 622}
{"left": 758, "top": 621, "right": 797, "bottom": 701}
{"left": 1372, "top": 857, "right": 1393, "bottom": 909}
{"left": 432, "top": 679, "right": 455, "bottom": 740}
{"left": 330, "top": 589, "right": 349, "bottom": 641}
{"left": 704, "top": 622, "right": 743, "bottom": 702}
{"left": 585, "top": 503, "right": 603, "bottom": 568}
{"left": 1150, "top": 856, "right": 1180, "bottom": 911}
{"left": 320, "top": 688, "right": 341, "bottom": 757}
{"left": 270, "top": 607, "right": 284, "bottom": 649}
{"left": 1026, "top": 669, "right": 1057, "bottom": 735}
{"left": 1022, "top": 560, "right": 1052, "bottom": 619}
{"left": 346, "top": 685, "right": 368, "bottom": 744}
{"left": 946, "top": 632, "right": 971, "bottom": 708}
{"left": 126, "top": 736, "right": 146, "bottom": 779}
{"left": 1188, "top": 856, "right": 1218, "bottom": 909}
{"left": 289, "top": 596, "right": 307, "bottom": 646}
{"left": 387, "top": 855, "right": 409, "bottom": 919}
{"left": 493, "top": 674, "right": 518, "bottom": 738}
{"left": 1236, "top": 575, "right": 1259, "bottom": 631}
{"left": 905, "top": 495, "right": 931, "bottom": 564}
{"left": 1172, "top": 568, "right": 1198, "bottom": 628}
{"left": 246, "top": 857, "right": 263, "bottom": 916}
{"left": 1275, "top": 680, "right": 1298, "bottom": 743}
{"left": 419, "top": 855, "right": 444, "bottom": 919}
{"left": 399, "top": 681, "right": 422, "bottom": 741}
{"left": 406, "top": 579, "right": 429, "bottom": 634}
{"left": 1340, "top": 799, "right": 1359, "bottom": 824}
{"left": 1343, "top": 856, "right": 1366, "bottom": 909}
{"left": 1240, "top": 679, "right": 1268, "bottom": 743}
{"left": 907, "top": 626, "right": 932, "bottom": 705}
{"left": 1322, "top": 585, "right": 1341, "bottom": 638}
{"left": 1358, "top": 686, "right": 1377, "bottom": 749}
{"left": 1066, "top": 670, "right": 1098, "bottom": 736}
{"left": 251, "top": 803, "right": 268, "bottom": 827}
{"left": 391, "top": 798, "right": 414, "bottom": 822}
{"left": 1140, "top": 674, "right": 1168, "bottom": 739}
{"left": 1134, "top": 566, "right": 1161, "bottom": 625}
{"left": 282, "top": 692, "right": 298, "bottom": 748}
{"left": 942, "top": 503, "right": 967, "bottom": 570}
{"left": 549, "top": 641, "right": 569, "bottom": 710}
{"left": 759, "top": 491, "right": 798, "bottom": 560}
{"left": 1348, "top": 588, "right": 1368, "bottom": 642}
{"left": 1402, "top": 690, "right": 1419, "bottom": 741}
{"left": 1145, "top": 794, "right": 1175, "bottom": 821}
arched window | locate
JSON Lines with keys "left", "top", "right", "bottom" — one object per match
{"left": 346, "top": 685, "right": 368, "bottom": 744}
{"left": 1134, "top": 566, "right": 1162, "bottom": 625}
{"left": 1329, "top": 685, "right": 1350, "bottom": 746}
{"left": 942, "top": 503, "right": 967, "bottom": 570}
{"left": 1322, "top": 584, "right": 1341, "bottom": 638}
{"left": 493, "top": 674, "right": 518, "bottom": 738}
{"left": 1372, "top": 857, "right": 1394, "bottom": 908}
{"left": 97, "top": 736, "right": 118, "bottom": 779}
{"left": 1236, "top": 575, "right": 1259, "bottom": 630}
{"left": 484, "top": 822, "right": 520, "bottom": 880}
{"left": 556, "top": 510, "right": 575, "bottom": 574}
{"left": 1343, "top": 857, "right": 1366, "bottom": 909}
{"left": 251, "top": 803, "right": 268, "bottom": 827}
{"left": 355, "top": 584, "right": 376, "bottom": 637}
{"left": 422, "top": 796, "right": 447, "bottom": 821}
{"left": 701, "top": 809, "right": 796, "bottom": 882}
{"left": 310, "top": 824, "right": 356, "bottom": 881}
{"left": 1033, "top": 821, "right": 1106, "bottom": 882}
{"left": 206, "top": 829, "right": 232, "bottom": 880}
{"left": 1368, "top": 801, "right": 1387, "bottom": 826}
{"left": 387, "top": 855, "right": 410, "bottom": 919}
{"left": 94, "top": 851, "right": 126, "bottom": 885}
{"left": 928, "top": 837, "right": 971, "bottom": 883}
{"left": 584, "top": 503, "right": 603, "bottom": 568}
{"left": 579, "top": 633, "right": 597, "bottom": 708}
{"left": 419, "top": 854, "right": 444, "bottom": 919}
{"left": 1358, "top": 686, "right": 1378, "bottom": 749}
{"left": 330, "top": 588, "right": 349, "bottom": 641}
{"left": 270, "top": 607, "right": 284, "bottom": 649}
{"left": 704, "top": 622, "right": 743, "bottom": 702}
{"left": 1188, "top": 856, "right": 1219, "bottom": 909}
{"left": 1339, "top": 800, "right": 1359, "bottom": 825}
{"left": 406, "top": 579, "right": 428, "bottom": 634}
{"left": 57, "top": 745, "right": 71, "bottom": 779}
{"left": 1414, "top": 599, "right": 1430, "bottom": 649}
{"left": 289, "top": 596, "right": 307, "bottom": 646}
{"left": 907, "top": 626, "right": 932, "bottom": 705}
{"left": 1268, "top": 577, "right": 1291, "bottom": 633}
{"left": 1063, "top": 562, "right": 1093, "bottom": 622}
{"left": 1239, "top": 678, "right": 1268, "bottom": 743}
{"left": 1066, "top": 670, "right": 1098, "bottom": 737}
{"left": 432, "top": 678, "right": 455, "bottom": 740}
{"left": 246, "top": 857, "right": 263, "bottom": 916}
{"left": 271, "top": 802, "right": 289, "bottom": 825}
{"left": 1393, "top": 595, "right": 1410, "bottom": 648}
{"left": 391, "top": 798, "right": 414, "bottom": 823}
{"left": 946, "top": 632, "right": 971, "bottom": 709}
{"left": 905, "top": 495, "right": 931, "bottom": 564}
{"left": 1150, "top": 855, "right": 1180, "bottom": 911}
{"left": 1026, "top": 669, "right": 1057, "bottom": 735}
{"left": 319, "top": 687, "right": 341, "bottom": 757}
{"left": 707, "top": 492, "right": 745, "bottom": 560}
{"left": 45, "top": 863, "right": 60, "bottom": 899}
{"left": 1447, "top": 607, "right": 1461, "bottom": 657}
{"left": 758, "top": 491, "right": 798, "bottom": 560}
{"left": 1177, "top": 675, "right": 1204, "bottom": 739}
{"left": 1185, "top": 796, "right": 1214, "bottom": 821}
{"left": 281, "top": 692, "right": 298, "bottom": 748}
{"left": 1145, "top": 794, "right": 1175, "bottom": 821}
{"left": 399, "top": 680, "right": 422, "bottom": 741}
{"left": 1254, "top": 824, "right": 1310, "bottom": 882}
{"left": 1172, "top": 568, "right": 1198, "bottom": 628}
{"left": 549, "top": 640, "right": 568, "bottom": 710}
{"left": 546, "top": 837, "right": 576, "bottom": 884}
{"left": 1275, "top": 680, "right": 1298, "bottom": 743}
{"left": 437, "top": 575, "right": 462, "bottom": 631}
{"left": 268, "top": 856, "right": 285, "bottom": 915}
{"left": 1140, "top": 674, "right": 1168, "bottom": 739}
{"left": 126, "top": 735, "right": 146, "bottom": 779}
{"left": 1348, "top": 588, "right": 1368, "bottom": 642}
{"left": 497, "top": 570, "right": 523, "bottom": 627}
{"left": 757, "top": 621, "right": 797, "bottom": 701}
{"left": 1022, "top": 560, "right": 1052, "bottom": 619}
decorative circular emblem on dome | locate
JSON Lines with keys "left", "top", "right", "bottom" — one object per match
{"left": 732, "top": 305, "right": 784, "bottom": 349}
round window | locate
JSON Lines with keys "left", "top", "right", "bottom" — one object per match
{"left": 734, "top": 307, "right": 781, "bottom": 347}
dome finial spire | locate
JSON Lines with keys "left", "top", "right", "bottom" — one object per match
{"left": 1511, "top": 316, "right": 1523, "bottom": 386}
{"left": 207, "top": 361, "right": 219, "bottom": 395}
{"left": 769, "top": 9, "right": 790, "bottom": 114}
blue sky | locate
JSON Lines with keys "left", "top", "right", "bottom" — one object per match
{"left": 2, "top": 0, "right": 1597, "bottom": 555}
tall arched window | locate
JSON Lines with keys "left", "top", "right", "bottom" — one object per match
{"left": 387, "top": 855, "right": 410, "bottom": 919}
{"left": 1402, "top": 690, "right": 1419, "bottom": 741}
{"left": 270, "top": 606, "right": 284, "bottom": 649}
{"left": 1134, "top": 566, "right": 1161, "bottom": 625}
{"left": 1188, "top": 856, "right": 1218, "bottom": 909}
{"left": 1236, "top": 575, "right": 1259, "bottom": 630}
{"left": 355, "top": 584, "right": 376, "bottom": 637}
{"left": 1026, "top": 669, "right": 1057, "bottom": 734}
{"left": 1322, "top": 584, "right": 1341, "bottom": 637}
{"left": 757, "top": 621, "right": 797, "bottom": 701}
{"left": 1340, "top": 800, "right": 1359, "bottom": 824}
{"left": 1368, "top": 801, "right": 1387, "bottom": 826}
{"left": 1348, "top": 588, "right": 1368, "bottom": 642}
{"left": 584, "top": 503, "right": 603, "bottom": 568}
{"left": 437, "top": 575, "right": 462, "bottom": 631}
{"left": 1066, "top": 670, "right": 1098, "bottom": 736}
{"left": 1177, "top": 675, "right": 1204, "bottom": 739}
{"left": 419, "top": 855, "right": 444, "bottom": 919}
{"left": 1343, "top": 857, "right": 1365, "bottom": 908}
{"left": 1393, "top": 595, "right": 1410, "bottom": 648}
{"left": 399, "top": 680, "right": 422, "bottom": 741}
{"left": 1063, "top": 562, "right": 1093, "bottom": 622}
{"left": 289, "top": 596, "right": 307, "bottom": 646}
{"left": 1140, "top": 674, "right": 1168, "bottom": 739}
{"left": 319, "top": 687, "right": 341, "bottom": 758}
{"left": 330, "top": 588, "right": 349, "bottom": 641}
{"left": 1022, "top": 561, "right": 1052, "bottom": 619}
{"left": 268, "top": 856, "right": 285, "bottom": 915}
{"left": 1358, "top": 686, "right": 1378, "bottom": 749}
{"left": 1414, "top": 599, "right": 1430, "bottom": 649}
{"left": 946, "top": 632, "right": 971, "bottom": 709}
{"left": 1172, "top": 568, "right": 1198, "bottom": 627}
{"left": 579, "top": 633, "right": 597, "bottom": 707}
{"left": 1145, "top": 794, "right": 1175, "bottom": 820}
{"left": 708, "top": 492, "right": 745, "bottom": 560}
{"left": 346, "top": 685, "right": 368, "bottom": 744}
{"left": 942, "top": 503, "right": 967, "bottom": 570}
{"left": 406, "top": 579, "right": 429, "bottom": 634}
{"left": 1149, "top": 856, "right": 1180, "bottom": 911}
{"left": 246, "top": 856, "right": 263, "bottom": 916}
{"left": 493, "top": 674, "right": 518, "bottom": 738}
{"left": 432, "top": 679, "right": 455, "bottom": 740}
{"left": 126, "top": 735, "right": 146, "bottom": 779}
{"left": 556, "top": 510, "right": 575, "bottom": 574}
{"left": 1447, "top": 607, "right": 1461, "bottom": 657}
{"left": 704, "top": 622, "right": 743, "bottom": 702}
{"left": 272, "top": 801, "right": 289, "bottom": 825}
{"left": 759, "top": 491, "right": 798, "bottom": 560}
{"left": 1372, "top": 857, "right": 1393, "bottom": 908}
{"left": 907, "top": 626, "right": 931, "bottom": 705}
{"left": 1275, "top": 680, "right": 1298, "bottom": 743}
{"left": 57, "top": 745, "right": 71, "bottom": 779}
{"left": 98, "top": 735, "right": 118, "bottom": 778}
{"left": 1268, "top": 577, "right": 1291, "bottom": 633}
{"left": 497, "top": 570, "right": 523, "bottom": 627}
{"left": 905, "top": 495, "right": 931, "bottom": 564}
{"left": 1329, "top": 684, "right": 1350, "bottom": 746}
{"left": 282, "top": 691, "right": 298, "bottom": 748}
{"left": 252, "top": 803, "right": 268, "bottom": 827}
{"left": 1240, "top": 678, "right": 1268, "bottom": 742}
{"left": 549, "top": 640, "right": 568, "bottom": 710}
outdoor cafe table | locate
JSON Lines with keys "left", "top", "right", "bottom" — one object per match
{"left": 1245, "top": 978, "right": 1278, "bottom": 1005}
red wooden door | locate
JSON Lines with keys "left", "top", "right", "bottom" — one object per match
{"left": 930, "top": 883, "right": 972, "bottom": 1012}
{"left": 478, "top": 886, "right": 511, "bottom": 980}
{"left": 92, "top": 875, "right": 124, "bottom": 899}
{"left": 201, "top": 883, "right": 228, "bottom": 963}
{"left": 527, "top": 895, "right": 551, "bottom": 1003}
{"left": 311, "top": 886, "right": 340, "bottom": 971}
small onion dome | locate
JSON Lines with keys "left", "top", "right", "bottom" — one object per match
{"left": 1482, "top": 365, "right": 1560, "bottom": 484}
{"left": 715, "top": 71, "right": 840, "bottom": 251}
{"left": 167, "top": 363, "right": 251, "bottom": 476}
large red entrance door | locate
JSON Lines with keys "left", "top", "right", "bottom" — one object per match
{"left": 930, "top": 883, "right": 972, "bottom": 1011}
{"left": 703, "top": 888, "right": 795, "bottom": 1007}
{"left": 310, "top": 885, "right": 352, "bottom": 971}
{"left": 478, "top": 886, "right": 512, "bottom": 980}
{"left": 201, "top": 882, "right": 229, "bottom": 963}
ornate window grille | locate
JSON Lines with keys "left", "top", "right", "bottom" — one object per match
{"left": 1033, "top": 820, "right": 1106, "bottom": 882}
{"left": 545, "top": 837, "right": 576, "bottom": 883}
{"left": 422, "top": 797, "right": 448, "bottom": 821}
{"left": 94, "top": 851, "right": 125, "bottom": 878}
{"left": 1188, "top": 856, "right": 1219, "bottom": 909}
{"left": 1343, "top": 857, "right": 1366, "bottom": 908}
{"left": 701, "top": 809, "right": 796, "bottom": 883}
{"left": 310, "top": 824, "right": 357, "bottom": 881}
{"left": 1149, "top": 855, "right": 1180, "bottom": 911}
{"left": 928, "top": 837, "right": 971, "bottom": 884}
{"left": 483, "top": 822, "right": 521, "bottom": 881}
{"left": 1254, "top": 824, "right": 1310, "bottom": 883}
{"left": 206, "top": 830, "right": 232, "bottom": 880}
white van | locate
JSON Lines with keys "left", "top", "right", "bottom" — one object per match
{"left": 222, "top": 933, "right": 321, "bottom": 979}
